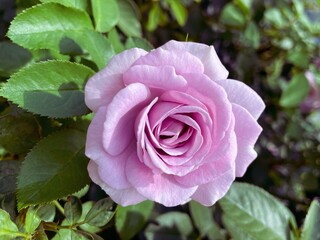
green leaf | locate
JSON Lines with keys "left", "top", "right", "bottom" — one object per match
{"left": 78, "top": 202, "right": 101, "bottom": 233}
{"left": 108, "top": 28, "right": 125, "bottom": 53}
{"left": 25, "top": 207, "right": 42, "bottom": 234}
{"left": 0, "top": 209, "right": 20, "bottom": 239}
{"left": 37, "top": 204, "right": 56, "bottom": 222}
{"left": 40, "top": 0, "right": 87, "bottom": 11}
{"left": 85, "top": 198, "right": 115, "bottom": 227}
{"left": 147, "top": 3, "right": 161, "bottom": 31}
{"left": 235, "top": 0, "right": 252, "bottom": 15}
{"left": 222, "top": 215, "right": 254, "bottom": 240}
{"left": 189, "top": 201, "right": 213, "bottom": 237}
{"left": 53, "top": 229, "right": 87, "bottom": 240}
{"left": 219, "top": 182, "right": 297, "bottom": 240}
{"left": 167, "top": 0, "right": 188, "bottom": 26}
{"left": 301, "top": 200, "right": 320, "bottom": 240}
{"left": 116, "top": 200, "right": 154, "bottom": 240}
{"left": 145, "top": 212, "right": 194, "bottom": 240}
{"left": 8, "top": 3, "right": 93, "bottom": 51}
{"left": 64, "top": 196, "right": 82, "bottom": 225}
{"left": 117, "top": 0, "right": 142, "bottom": 37}
{"left": 244, "top": 22, "right": 260, "bottom": 49}
{"left": 91, "top": 0, "right": 119, "bottom": 32}
{"left": 125, "top": 37, "right": 153, "bottom": 51}
{"left": 8, "top": 3, "right": 113, "bottom": 69}
{"left": 0, "top": 61, "right": 94, "bottom": 118}
{"left": 0, "top": 42, "right": 32, "bottom": 77}
{"left": 0, "top": 160, "right": 21, "bottom": 196}
{"left": 264, "top": 8, "right": 286, "bottom": 28}
{"left": 16, "top": 129, "right": 90, "bottom": 210}
{"left": 280, "top": 73, "right": 310, "bottom": 108}
{"left": 287, "top": 47, "right": 310, "bottom": 68}
{"left": 220, "top": 3, "right": 246, "bottom": 27}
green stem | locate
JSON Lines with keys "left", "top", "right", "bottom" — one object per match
{"left": 53, "top": 200, "right": 64, "bottom": 215}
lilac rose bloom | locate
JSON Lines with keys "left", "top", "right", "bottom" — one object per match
{"left": 85, "top": 40, "right": 265, "bottom": 207}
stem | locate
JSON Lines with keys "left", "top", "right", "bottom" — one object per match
{"left": 53, "top": 200, "right": 64, "bottom": 215}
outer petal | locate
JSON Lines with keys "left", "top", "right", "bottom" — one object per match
{"left": 85, "top": 107, "right": 133, "bottom": 189}
{"left": 133, "top": 47, "right": 204, "bottom": 75}
{"left": 85, "top": 48, "right": 148, "bottom": 111}
{"left": 191, "top": 168, "right": 235, "bottom": 206}
{"left": 216, "top": 79, "right": 265, "bottom": 120}
{"left": 126, "top": 152, "right": 198, "bottom": 207}
{"left": 232, "top": 104, "right": 263, "bottom": 177}
{"left": 123, "top": 65, "right": 188, "bottom": 92}
{"left": 161, "top": 40, "right": 228, "bottom": 80}
{"left": 88, "top": 161, "right": 146, "bottom": 206}
{"left": 103, "top": 83, "right": 151, "bottom": 156}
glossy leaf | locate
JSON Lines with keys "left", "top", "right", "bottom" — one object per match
{"left": 85, "top": 198, "right": 115, "bottom": 227}
{"left": 52, "top": 229, "right": 87, "bottom": 240}
{"left": 219, "top": 182, "right": 297, "bottom": 240}
{"left": 7, "top": 3, "right": 113, "bottom": 69}
{"left": 145, "top": 212, "right": 194, "bottom": 240}
{"left": 91, "top": 0, "right": 119, "bottom": 32}
{"left": 0, "top": 209, "right": 20, "bottom": 240}
{"left": 16, "top": 129, "right": 90, "bottom": 210}
{"left": 64, "top": 196, "right": 82, "bottom": 225}
{"left": 40, "top": 0, "right": 87, "bottom": 11}
{"left": 0, "top": 42, "right": 32, "bottom": 77}
{"left": 220, "top": 3, "right": 246, "bottom": 27}
{"left": 37, "top": 204, "right": 56, "bottom": 222}
{"left": 301, "top": 200, "right": 320, "bottom": 240}
{"left": 189, "top": 201, "right": 213, "bottom": 237}
{"left": 116, "top": 200, "right": 154, "bottom": 240}
{"left": 117, "top": 0, "right": 142, "bottom": 37}
{"left": 167, "top": 0, "right": 188, "bottom": 26}
{"left": 25, "top": 207, "right": 42, "bottom": 234}
{"left": 78, "top": 202, "right": 101, "bottom": 233}
{"left": 0, "top": 61, "right": 94, "bottom": 118}
{"left": 280, "top": 73, "right": 310, "bottom": 108}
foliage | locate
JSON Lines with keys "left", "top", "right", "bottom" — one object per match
{"left": 0, "top": 0, "right": 319, "bottom": 239}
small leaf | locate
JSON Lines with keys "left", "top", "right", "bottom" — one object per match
{"left": 52, "top": 229, "right": 87, "bottom": 240}
{"left": 287, "top": 47, "right": 310, "bottom": 68}
{"left": 235, "top": 0, "right": 252, "bottom": 15}
{"left": 116, "top": 200, "right": 154, "bottom": 240}
{"left": 244, "top": 22, "right": 260, "bottom": 49}
{"left": 220, "top": 3, "right": 246, "bottom": 27}
{"left": 108, "top": 28, "right": 125, "bottom": 53}
{"left": 16, "top": 129, "right": 90, "bottom": 210}
{"left": 125, "top": 37, "right": 153, "bottom": 51}
{"left": 0, "top": 160, "right": 21, "bottom": 195}
{"left": 167, "top": 0, "right": 188, "bottom": 26}
{"left": 0, "top": 209, "right": 20, "bottom": 239}
{"left": 91, "top": 0, "right": 119, "bottom": 32}
{"left": 78, "top": 202, "right": 101, "bottom": 233}
{"left": 145, "top": 212, "right": 194, "bottom": 240}
{"left": 280, "top": 73, "right": 310, "bottom": 108}
{"left": 189, "top": 201, "right": 213, "bottom": 237}
{"left": 37, "top": 204, "right": 56, "bottom": 222}
{"left": 0, "top": 42, "right": 32, "bottom": 77}
{"left": 301, "top": 200, "right": 320, "bottom": 240}
{"left": 64, "top": 196, "right": 82, "bottom": 225}
{"left": 0, "top": 61, "right": 94, "bottom": 118}
{"left": 85, "top": 198, "right": 115, "bottom": 227}
{"left": 25, "top": 207, "right": 42, "bottom": 234}
{"left": 147, "top": 3, "right": 161, "bottom": 31}
{"left": 40, "top": 0, "right": 87, "bottom": 11}
{"left": 219, "top": 182, "right": 297, "bottom": 240}
{"left": 117, "top": 0, "right": 142, "bottom": 37}
{"left": 264, "top": 8, "right": 286, "bottom": 28}
{"left": 222, "top": 215, "right": 254, "bottom": 240}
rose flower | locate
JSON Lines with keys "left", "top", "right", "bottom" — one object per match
{"left": 85, "top": 40, "right": 265, "bottom": 207}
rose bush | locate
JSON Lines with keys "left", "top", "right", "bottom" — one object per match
{"left": 85, "top": 40, "right": 265, "bottom": 207}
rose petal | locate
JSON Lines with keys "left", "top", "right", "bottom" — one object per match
{"left": 126, "top": 152, "right": 198, "bottom": 207}
{"left": 88, "top": 161, "right": 146, "bottom": 206}
{"left": 191, "top": 168, "right": 235, "bottom": 206}
{"left": 216, "top": 79, "right": 265, "bottom": 120}
{"left": 85, "top": 48, "right": 147, "bottom": 111}
{"left": 85, "top": 107, "right": 133, "bottom": 189}
{"left": 103, "top": 83, "right": 151, "bottom": 156}
{"left": 175, "top": 130, "right": 237, "bottom": 187}
{"left": 133, "top": 47, "right": 204, "bottom": 75}
{"left": 232, "top": 104, "right": 263, "bottom": 177}
{"left": 183, "top": 73, "right": 232, "bottom": 142}
{"left": 123, "top": 65, "right": 188, "bottom": 93}
{"left": 161, "top": 40, "right": 228, "bottom": 80}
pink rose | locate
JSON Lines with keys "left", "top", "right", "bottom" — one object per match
{"left": 85, "top": 40, "right": 265, "bottom": 207}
